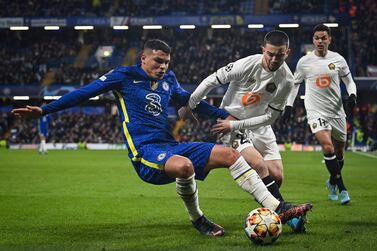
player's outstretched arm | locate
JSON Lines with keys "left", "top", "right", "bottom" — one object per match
{"left": 213, "top": 106, "right": 281, "bottom": 132}
{"left": 11, "top": 105, "right": 42, "bottom": 120}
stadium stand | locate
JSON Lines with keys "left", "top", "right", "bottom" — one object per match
{"left": 0, "top": 0, "right": 376, "bottom": 150}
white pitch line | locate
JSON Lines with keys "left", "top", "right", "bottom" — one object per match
{"left": 353, "top": 151, "right": 377, "bottom": 159}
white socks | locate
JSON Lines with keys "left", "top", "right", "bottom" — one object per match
{"left": 176, "top": 174, "right": 203, "bottom": 222}
{"left": 40, "top": 139, "right": 46, "bottom": 153}
{"left": 229, "top": 156, "right": 280, "bottom": 211}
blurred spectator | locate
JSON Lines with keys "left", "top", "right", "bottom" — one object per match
{"left": 0, "top": 0, "right": 251, "bottom": 17}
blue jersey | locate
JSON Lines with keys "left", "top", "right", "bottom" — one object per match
{"left": 38, "top": 114, "right": 51, "bottom": 136}
{"left": 41, "top": 64, "right": 228, "bottom": 162}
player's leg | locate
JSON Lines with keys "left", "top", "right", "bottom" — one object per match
{"left": 251, "top": 127, "right": 307, "bottom": 232}
{"left": 250, "top": 127, "right": 285, "bottom": 188}
{"left": 165, "top": 155, "right": 202, "bottom": 222}
{"left": 164, "top": 154, "right": 223, "bottom": 235}
{"left": 165, "top": 144, "right": 225, "bottom": 236}
{"left": 226, "top": 130, "right": 284, "bottom": 201}
{"left": 240, "top": 147, "right": 284, "bottom": 202}
{"left": 39, "top": 134, "right": 46, "bottom": 154}
{"left": 206, "top": 145, "right": 280, "bottom": 210}
{"left": 314, "top": 130, "right": 340, "bottom": 200}
{"left": 265, "top": 160, "right": 284, "bottom": 187}
{"left": 332, "top": 139, "right": 350, "bottom": 204}
{"left": 205, "top": 145, "right": 312, "bottom": 223}
{"left": 331, "top": 118, "right": 350, "bottom": 205}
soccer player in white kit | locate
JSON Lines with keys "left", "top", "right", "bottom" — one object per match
{"left": 188, "top": 30, "right": 307, "bottom": 232}
{"left": 284, "top": 24, "right": 357, "bottom": 205}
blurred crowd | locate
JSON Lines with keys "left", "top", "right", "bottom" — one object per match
{"left": 7, "top": 113, "right": 123, "bottom": 144}
{"left": 0, "top": 26, "right": 350, "bottom": 86}
{"left": 1, "top": 102, "right": 376, "bottom": 150}
{"left": 269, "top": 0, "right": 326, "bottom": 14}
{"left": 350, "top": 0, "right": 377, "bottom": 76}
{"left": 1, "top": 1, "right": 376, "bottom": 86}
{"left": 1, "top": 0, "right": 353, "bottom": 17}
{"left": 0, "top": 0, "right": 253, "bottom": 17}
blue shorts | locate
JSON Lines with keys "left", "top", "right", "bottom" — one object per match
{"left": 39, "top": 131, "right": 48, "bottom": 137}
{"left": 131, "top": 142, "right": 216, "bottom": 185}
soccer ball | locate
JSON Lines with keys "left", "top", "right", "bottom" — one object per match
{"left": 244, "top": 207, "right": 282, "bottom": 245}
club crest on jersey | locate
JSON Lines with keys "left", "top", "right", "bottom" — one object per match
{"left": 266, "top": 82, "right": 277, "bottom": 93}
{"left": 312, "top": 123, "right": 317, "bottom": 129}
{"left": 150, "top": 81, "right": 158, "bottom": 90}
{"left": 157, "top": 153, "right": 166, "bottom": 161}
{"left": 225, "top": 63, "right": 234, "bottom": 72}
{"left": 328, "top": 63, "right": 336, "bottom": 70}
{"left": 162, "top": 81, "right": 169, "bottom": 91}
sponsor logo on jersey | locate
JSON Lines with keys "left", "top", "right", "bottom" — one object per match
{"left": 328, "top": 63, "right": 336, "bottom": 70}
{"left": 157, "top": 153, "right": 166, "bottom": 161}
{"left": 145, "top": 93, "right": 162, "bottom": 116}
{"left": 315, "top": 75, "right": 331, "bottom": 88}
{"left": 133, "top": 80, "right": 143, "bottom": 84}
{"left": 225, "top": 63, "right": 234, "bottom": 72}
{"left": 241, "top": 92, "right": 261, "bottom": 106}
{"left": 150, "top": 81, "right": 158, "bottom": 90}
{"left": 266, "top": 82, "right": 277, "bottom": 93}
{"left": 162, "top": 81, "right": 169, "bottom": 91}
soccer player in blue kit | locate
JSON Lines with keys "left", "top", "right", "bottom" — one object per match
{"left": 12, "top": 39, "right": 311, "bottom": 236}
{"left": 38, "top": 114, "right": 51, "bottom": 154}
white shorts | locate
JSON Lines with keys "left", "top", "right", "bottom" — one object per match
{"left": 221, "top": 125, "right": 281, "bottom": 161}
{"left": 307, "top": 114, "right": 347, "bottom": 142}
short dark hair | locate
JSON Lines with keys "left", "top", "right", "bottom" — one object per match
{"left": 313, "top": 24, "right": 331, "bottom": 36}
{"left": 263, "top": 30, "right": 289, "bottom": 47}
{"left": 143, "top": 39, "right": 171, "bottom": 54}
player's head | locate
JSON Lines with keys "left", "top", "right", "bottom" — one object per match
{"left": 312, "top": 24, "right": 332, "bottom": 55}
{"left": 141, "top": 39, "right": 171, "bottom": 80}
{"left": 261, "top": 30, "right": 290, "bottom": 72}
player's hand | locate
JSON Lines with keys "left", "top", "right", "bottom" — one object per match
{"left": 11, "top": 105, "right": 43, "bottom": 119}
{"left": 178, "top": 106, "right": 199, "bottom": 125}
{"left": 211, "top": 119, "right": 231, "bottom": 134}
{"left": 282, "top": 106, "right": 293, "bottom": 123}
{"left": 346, "top": 94, "right": 356, "bottom": 115}
{"left": 225, "top": 114, "right": 238, "bottom": 121}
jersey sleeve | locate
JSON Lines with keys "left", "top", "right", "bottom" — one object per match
{"left": 216, "top": 58, "right": 246, "bottom": 85}
{"left": 338, "top": 55, "right": 351, "bottom": 77}
{"left": 172, "top": 77, "right": 229, "bottom": 119}
{"left": 189, "top": 57, "right": 247, "bottom": 109}
{"left": 293, "top": 58, "right": 305, "bottom": 84}
{"left": 337, "top": 56, "right": 357, "bottom": 96}
{"left": 42, "top": 69, "right": 123, "bottom": 115}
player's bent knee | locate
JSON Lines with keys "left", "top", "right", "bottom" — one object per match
{"left": 322, "top": 143, "right": 334, "bottom": 154}
{"left": 178, "top": 160, "right": 195, "bottom": 179}
{"left": 165, "top": 156, "right": 195, "bottom": 179}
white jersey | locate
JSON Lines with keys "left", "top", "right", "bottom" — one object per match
{"left": 292, "top": 50, "right": 357, "bottom": 119}
{"left": 190, "top": 54, "right": 294, "bottom": 120}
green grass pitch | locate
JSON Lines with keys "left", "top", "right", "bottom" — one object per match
{"left": 1, "top": 149, "right": 377, "bottom": 250}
